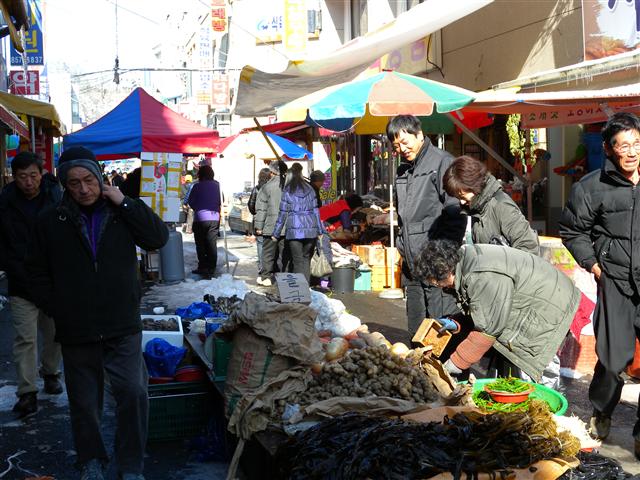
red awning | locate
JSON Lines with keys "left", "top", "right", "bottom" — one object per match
{"left": 0, "top": 103, "right": 29, "bottom": 138}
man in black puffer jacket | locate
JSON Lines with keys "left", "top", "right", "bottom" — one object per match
{"left": 387, "top": 115, "right": 466, "bottom": 334}
{"left": 0, "top": 152, "right": 63, "bottom": 418}
{"left": 559, "top": 112, "right": 640, "bottom": 457}
{"left": 26, "top": 146, "right": 168, "bottom": 480}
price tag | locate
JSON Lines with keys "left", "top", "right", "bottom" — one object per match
{"left": 275, "top": 273, "right": 311, "bottom": 304}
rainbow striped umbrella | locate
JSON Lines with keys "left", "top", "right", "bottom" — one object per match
{"left": 277, "top": 71, "right": 476, "bottom": 133}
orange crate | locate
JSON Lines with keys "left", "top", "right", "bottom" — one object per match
{"left": 352, "top": 245, "right": 400, "bottom": 267}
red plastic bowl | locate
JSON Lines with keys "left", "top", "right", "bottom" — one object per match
{"left": 174, "top": 365, "right": 206, "bottom": 382}
{"left": 484, "top": 385, "right": 535, "bottom": 404}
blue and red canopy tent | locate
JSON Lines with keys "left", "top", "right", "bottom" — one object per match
{"left": 63, "top": 87, "right": 219, "bottom": 160}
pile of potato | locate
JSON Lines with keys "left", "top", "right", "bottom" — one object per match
{"left": 291, "top": 345, "right": 439, "bottom": 405}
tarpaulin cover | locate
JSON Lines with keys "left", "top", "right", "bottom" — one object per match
{"left": 63, "top": 87, "right": 218, "bottom": 160}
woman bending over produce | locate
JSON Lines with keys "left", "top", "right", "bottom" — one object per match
{"left": 415, "top": 240, "right": 593, "bottom": 382}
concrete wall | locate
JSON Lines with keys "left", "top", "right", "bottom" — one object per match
{"left": 429, "top": 0, "right": 584, "bottom": 91}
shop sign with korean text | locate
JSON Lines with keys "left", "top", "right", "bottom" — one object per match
{"left": 9, "top": 70, "right": 39, "bottom": 95}
{"left": 521, "top": 103, "right": 640, "bottom": 128}
{"left": 211, "top": 73, "right": 230, "bottom": 109}
{"left": 10, "top": 0, "right": 44, "bottom": 65}
{"left": 211, "top": 0, "right": 228, "bottom": 33}
{"left": 197, "top": 26, "right": 213, "bottom": 105}
{"left": 140, "top": 152, "right": 182, "bottom": 222}
{"left": 582, "top": 0, "right": 640, "bottom": 60}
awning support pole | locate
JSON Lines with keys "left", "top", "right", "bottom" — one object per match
{"left": 253, "top": 117, "right": 283, "bottom": 162}
{"left": 30, "top": 116, "right": 35, "bottom": 152}
{"left": 445, "top": 112, "right": 528, "bottom": 185}
{"left": 524, "top": 129, "right": 533, "bottom": 222}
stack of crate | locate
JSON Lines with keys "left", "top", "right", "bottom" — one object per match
{"left": 352, "top": 245, "right": 401, "bottom": 291}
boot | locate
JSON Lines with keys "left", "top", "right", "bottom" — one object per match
{"left": 589, "top": 411, "right": 611, "bottom": 440}
{"left": 43, "top": 374, "right": 63, "bottom": 394}
{"left": 80, "top": 459, "right": 105, "bottom": 480}
{"left": 12, "top": 392, "right": 37, "bottom": 418}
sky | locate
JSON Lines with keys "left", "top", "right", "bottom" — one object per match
{"left": 43, "top": 0, "right": 204, "bottom": 75}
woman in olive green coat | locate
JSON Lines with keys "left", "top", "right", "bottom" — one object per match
{"left": 443, "top": 155, "right": 539, "bottom": 255}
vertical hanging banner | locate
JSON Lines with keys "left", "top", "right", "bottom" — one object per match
{"left": 197, "top": 26, "right": 213, "bottom": 105}
{"left": 140, "top": 152, "right": 182, "bottom": 222}
{"left": 10, "top": 0, "right": 44, "bottom": 65}
{"left": 283, "top": 0, "right": 308, "bottom": 56}
{"left": 211, "top": 73, "right": 230, "bottom": 109}
{"left": 211, "top": 0, "right": 228, "bottom": 33}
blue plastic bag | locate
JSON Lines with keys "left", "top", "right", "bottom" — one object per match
{"left": 143, "top": 338, "right": 187, "bottom": 378}
{"left": 175, "top": 302, "right": 214, "bottom": 319}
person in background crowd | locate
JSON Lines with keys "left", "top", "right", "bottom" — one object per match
{"left": 120, "top": 167, "right": 141, "bottom": 199}
{"left": 386, "top": 115, "right": 466, "bottom": 335}
{"left": 187, "top": 165, "right": 221, "bottom": 277}
{"left": 415, "top": 240, "right": 592, "bottom": 383}
{"left": 26, "top": 146, "right": 168, "bottom": 480}
{"left": 110, "top": 170, "right": 124, "bottom": 188}
{"left": 254, "top": 161, "right": 289, "bottom": 286}
{"left": 320, "top": 193, "right": 363, "bottom": 238}
{"left": 272, "top": 162, "right": 324, "bottom": 282}
{"left": 0, "top": 151, "right": 63, "bottom": 418}
{"left": 559, "top": 112, "right": 640, "bottom": 454}
{"left": 249, "top": 167, "right": 272, "bottom": 273}
{"left": 309, "top": 170, "right": 325, "bottom": 208}
{"left": 444, "top": 155, "right": 539, "bottom": 254}
{"left": 181, "top": 173, "right": 195, "bottom": 234}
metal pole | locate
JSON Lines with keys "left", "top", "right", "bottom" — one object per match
{"left": 446, "top": 112, "right": 528, "bottom": 185}
{"left": 30, "top": 117, "right": 35, "bottom": 151}
{"left": 253, "top": 117, "right": 283, "bottom": 162}
{"left": 524, "top": 129, "right": 533, "bottom": 222}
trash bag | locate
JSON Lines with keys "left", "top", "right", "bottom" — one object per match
{"left": 143, "top": 338, "right": 187, "bottom": 378}
{"left": 311, "top": 244, "right": 332, "bottom": 278}
{"left": 176, "top": 301, "right": 214, "bottom": 319}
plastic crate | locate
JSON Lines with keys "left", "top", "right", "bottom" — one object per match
{"left": 148, "top": 381, "right": 214, "bottom": 442}
{"left": 354, "top": 268, "right": 372, "bottom": 291}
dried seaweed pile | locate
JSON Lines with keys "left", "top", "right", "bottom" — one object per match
{"left": 288, "top": 345, "right": 440, "bottom": 406}
{"left": 558, "top": 451, "right": 640, "bottom": 480}
{"left": 275, "top": 401, "right": 580, "bottom": 480}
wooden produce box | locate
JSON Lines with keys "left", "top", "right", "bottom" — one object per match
{"left": 411, "top": 318, "right": 452, "bottom": 357}
{"left": 371, "top": 265, "right": 402, "bottom": 291}
{"left": 352, "top": 245, "right": 401, "bottom": 267}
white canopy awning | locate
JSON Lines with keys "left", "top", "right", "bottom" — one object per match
{"left": 234, "top": 0, "right": 493, "bottom": 117}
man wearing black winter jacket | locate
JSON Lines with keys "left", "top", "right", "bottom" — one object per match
{"left": 0, "top": 152, "right": 63, "bottom": 418}
{"left": 26, "top": 146, "right": 168, "bottom": 480}
{"left": 386, "top": 115, "right": 466, "bottom": 334}
{"left": 559, "top": 112, "right": 640, "bottom": 458}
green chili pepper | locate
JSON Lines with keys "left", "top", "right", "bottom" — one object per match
{"left": 485, "top": 377, "right": 531, "bottom": 393}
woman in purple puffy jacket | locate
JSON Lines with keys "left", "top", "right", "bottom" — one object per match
{"left": 272, "top": 163, "right": 324, "bottom": 281}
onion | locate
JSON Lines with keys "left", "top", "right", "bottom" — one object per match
{"left": 325, "top": 337, "right": 349, "bottom": 361}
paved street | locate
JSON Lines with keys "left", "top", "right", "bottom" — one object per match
{"left": 1, "top": 232, "right": 640, "bottom": 478}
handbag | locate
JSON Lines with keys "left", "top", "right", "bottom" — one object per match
{"left": 311, "top": 241, "right": 333, "bottom": 277}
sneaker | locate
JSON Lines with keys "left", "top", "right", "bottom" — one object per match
{"left": 12, "top": 392, "right": 37, "bottom": 418}
{"left": 121, "top": 474, "right": 145, "bottom": 480}
{"left": 43, "top": 374, "right": 63, "bottom": 394}
{"left": 589, "top": 411, "right": 611, "bottom": 440}
{"left": 80, "top": 459, "right": 105, "bottom": 480}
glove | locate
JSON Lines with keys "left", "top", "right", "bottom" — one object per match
{"left": 443, "top": 358, "right": 463, "bottom": 376}
{"left": 437, "top": 317, "right": 459, "bottom": 334}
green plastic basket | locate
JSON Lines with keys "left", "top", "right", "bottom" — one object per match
{"left": 466, "top": 378, "right": 568, "bottom": 416}
{"left": 212, "top": 337, "right": 233, "bottom": 381}
{"left": 148, "top": 381, "right": 214, "bottom": 442}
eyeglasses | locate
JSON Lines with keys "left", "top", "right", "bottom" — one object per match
{"left": 613, "top": 141, "right": 640, "bottom": 155}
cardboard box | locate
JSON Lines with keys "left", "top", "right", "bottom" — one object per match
{"left": 352, "top": 245, "right": 401, "bottom": 267}
{"left": 141, "top": 315, "right": 184, "bottom": 349}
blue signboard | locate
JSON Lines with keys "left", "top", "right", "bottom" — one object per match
{"left": 10, "top": 0, "right": 44, "bottom": 66}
